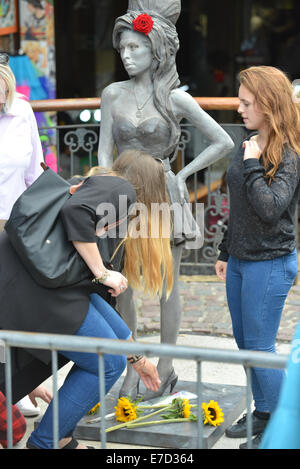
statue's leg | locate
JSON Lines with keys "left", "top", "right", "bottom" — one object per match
{"left": 116, "top": 285, "right": 137, "bottom": 336}
{"left": 116, "top": 286, "right": 140, "bottom": 399}
{"left": 141, "top": 243, "right": 183, "bottom": 400}
{"left": 159, "top": 243, "right": 183, "bottom": 372}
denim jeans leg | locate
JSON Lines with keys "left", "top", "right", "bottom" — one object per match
{"left": 239, "top": 251, "right": 297, "bottom": 413}
{"left": 226, "top": 256, "right": 244, "bottom": 349}
{"left": 28, "top": 297, "right": 129, "bottom": 448}
{"left": 226, "top": 256, "right": 268, "bottom": 412}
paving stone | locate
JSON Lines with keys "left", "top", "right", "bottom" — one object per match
{"left": 183, "top": 315, "right": 203, "bottom": 324}
{"left": 144, "top": 323, "right": 161, "bottom": 332}
{"left": 182, "top": 307, "right": 203, "bottom": 315}
{"left": 140, "top": 310, "right": 160, "bottom": 317}
{"left": 286, "top": 298, "right": 300, "bottom": 306}
{"left": 181, "top": 315, "right": 201, "bottom": 323}
{"left": 142, "top": 299, "right": 160, "bottom": 306}
{"left": 137, "top": 317, "right": 152, "bottom": 323}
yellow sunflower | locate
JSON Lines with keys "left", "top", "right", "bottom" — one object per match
{"left": 202, "top": 400, "right": 224, "bottom": 427}
{"left": 88, "top": 402, "right": 100, "bottom": 415}
{"left": 114, "top": 397, "right": 138, "bottom": 423}
{"left": 182, "top": 399, "right": 191, "bottom": 419}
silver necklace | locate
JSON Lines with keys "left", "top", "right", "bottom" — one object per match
{"left": 133, "top": 86, "right": 153, "bottom": 119}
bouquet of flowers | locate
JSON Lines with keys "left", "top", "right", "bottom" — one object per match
{"left": 91, "top": 395, "right": 225, "bottom": 432}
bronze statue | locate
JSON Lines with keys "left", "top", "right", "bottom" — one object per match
{"left": 98, "top": 0, "right": 234, "bottom": 400}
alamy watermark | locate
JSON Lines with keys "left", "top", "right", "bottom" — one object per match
{"left": 95, "top": 196, "right": 204, "bottom": 250}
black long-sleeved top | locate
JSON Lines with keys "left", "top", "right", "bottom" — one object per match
{"left": 218, "top": 136, "right": 300, "bottom": 262}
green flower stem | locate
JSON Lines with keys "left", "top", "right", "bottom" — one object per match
{"left": 127, "top": 418, "right": 193, "bottom": 428}
{"left": 138, "top": 404, "right": 198, "bottom": 410}
{"left": 137, "top": 405, "right": 168, "bottom": 410}
{"left": 106, "top": 404, "right": 173, "bottom": 433}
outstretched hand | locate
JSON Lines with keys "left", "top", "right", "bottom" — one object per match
{"left": 132, "top": 357, "right": 161, "bottom": 392}
{"left": 29, "top": 385, "right": 52, "bottom": 407}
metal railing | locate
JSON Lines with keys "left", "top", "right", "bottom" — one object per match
{"left": 0, "top": 329, "right": 287, "bottom": 450}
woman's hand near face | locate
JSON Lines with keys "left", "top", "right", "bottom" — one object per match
{"left": 243, "top": 139, "right": 262, "bottom": 161}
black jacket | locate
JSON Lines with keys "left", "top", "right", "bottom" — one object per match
{"left": 218, "top": 137, "right": 300, "bottom": 262}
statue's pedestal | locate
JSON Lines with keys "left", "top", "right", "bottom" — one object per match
{"left": 73, "top": 380, "right": 246, "bottom": 449}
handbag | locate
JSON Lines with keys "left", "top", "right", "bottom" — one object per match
{"left": 5, "top": 165, "right": 91, "bottom": 288}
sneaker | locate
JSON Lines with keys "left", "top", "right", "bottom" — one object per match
{"left": 239, "top": 432, "right": 263, "bottom": 449}
{"left": 225, "top": 413, "right": 268, "bottom": 438}
{"left": 16, "top": 395, "right": 40, "bottom": 417}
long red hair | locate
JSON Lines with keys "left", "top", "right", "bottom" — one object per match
{"left": 239, "top": 66, "right": 300, "bottom": 182}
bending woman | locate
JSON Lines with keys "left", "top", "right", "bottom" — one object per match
{"left": 0, "top": 150, "right": 165, "bottom": 449}
{"left": 215, "top": 66, "right": 300, "bottom": 449}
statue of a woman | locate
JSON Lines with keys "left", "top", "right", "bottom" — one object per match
{"left": 98, "top": 0, "right": 234, "bottom": 400}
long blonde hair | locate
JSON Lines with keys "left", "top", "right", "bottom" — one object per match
{"left": 87, "top": 150, "right": 173, "bottom": 298}
{"left": 239, "top": 66, "right": 300, "bottom": 183}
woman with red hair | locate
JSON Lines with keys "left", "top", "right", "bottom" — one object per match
{"left": 215, "top": 66, "right": 300, "bottom": 449}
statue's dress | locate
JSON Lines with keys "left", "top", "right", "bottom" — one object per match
{"left": 112, "top": 114, "right": 201, "bottom": 245}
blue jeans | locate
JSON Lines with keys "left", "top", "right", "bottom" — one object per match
{"left": 226, "top": 250, "right": 297, "bottom": 414}
{"left": 28, "top": 294, "right": 131, "bottom": 449}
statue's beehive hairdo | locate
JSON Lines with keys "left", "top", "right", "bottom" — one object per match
{"left": 127, "top": 0, "right": 181, "bottom": 25}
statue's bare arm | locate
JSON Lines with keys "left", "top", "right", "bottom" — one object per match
{"left": 97, "top": 83, "right": 120, "bottom": 167}
{"left": 170, "top": 89, "right": 234, "bottom": 200}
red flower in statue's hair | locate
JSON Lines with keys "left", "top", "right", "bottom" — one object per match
{"left": 132, "top": 13, "right": 154, "bottom": 36}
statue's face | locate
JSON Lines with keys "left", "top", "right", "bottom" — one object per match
{"left": 119, "top": 30, "right": 153, "bottom": 77}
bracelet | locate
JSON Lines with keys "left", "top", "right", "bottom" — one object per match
{"left": 92, "top": 269, "right": 110, "bottom": 285}
{"left": 127, "top": 354, "right": 144, "bottom": 364}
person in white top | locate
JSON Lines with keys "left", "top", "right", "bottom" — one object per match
{"left": 0, "top": 52, "right": 43, "bottom": 228}
{"left": 0, "top": 52, "right": 47, "bottom": 419}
